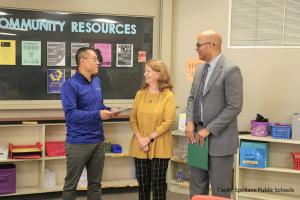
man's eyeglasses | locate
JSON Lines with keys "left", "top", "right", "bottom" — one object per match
{"left": 195, "top": 42, "right": 210, "bottom": 48}
{"left": 82, "top": 57, "right": 99, "bottom": 62}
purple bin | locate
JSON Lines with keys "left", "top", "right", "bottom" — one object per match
{"left": 0, "top": 164, "right": 16, "bottom": 195}
{"left": 251, "top": 120, "right": 269, "bottom": 137}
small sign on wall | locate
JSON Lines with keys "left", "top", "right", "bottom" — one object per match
{"left": 185, "top": 58, "right": 204, "bottom": 82}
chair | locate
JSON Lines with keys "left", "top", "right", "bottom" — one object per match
{"left": 192, "top": 195, "right": 231, "bottom": 200}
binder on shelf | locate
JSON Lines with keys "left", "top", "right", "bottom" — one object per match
{"left": 187, "top": 138, "right": 208, "bottom": 170}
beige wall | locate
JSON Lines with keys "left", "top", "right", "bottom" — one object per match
{"left": 172, "top": 0, "right": 300, "bottom": 130}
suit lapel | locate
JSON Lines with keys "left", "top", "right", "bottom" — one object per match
{"left": 194, "top": 63, "right": 205, "bottom": 92}
{"left": 203, "top": 55, "right": 224, "bottom": 96}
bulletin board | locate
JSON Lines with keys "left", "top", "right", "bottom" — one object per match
{"left": 0, "top": 8, "right": 153, "bottom": 100}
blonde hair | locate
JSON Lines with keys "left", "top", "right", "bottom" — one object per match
{"left": 141, "top": 59, "right": 173, "bottom": 91}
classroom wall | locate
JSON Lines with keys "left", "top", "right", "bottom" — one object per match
{"left": 171, "top": 0, "right": 300, "bottom": 130}
{"left": 1, "top": 0, "right": 300, "bottom": 129}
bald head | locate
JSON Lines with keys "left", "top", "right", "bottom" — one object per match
{"left": 196, "top": 30, "right": 222, "bottom": 62}
{"left": 198, "top": 30, "right": 222, "bottom": 49}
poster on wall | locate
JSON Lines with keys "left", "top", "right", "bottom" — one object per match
{"left": 94, "top": 43, "right": 112, "bottom": 67}
{"left": 138, "top": 51, "right": 147, "bottom": 63}
{"left": 71, "top": 42, "right": 89, "bottom": 67}
{"left": 185, "top": 58, "right": 204, "bottom": 82}
{"left": 47, "top": 42, "right": 66, "bottom": 66}
{"left": 47, "top": 69, "right": 65, "bottom": 93}
{"left": 116, "top": 44, "right": 133, "bottom": 67}
{"left": 0, "top": 40, "right": 16, "bottom": 65}
{"left": 22, "top": 41, "right": 41, "bottom": 66}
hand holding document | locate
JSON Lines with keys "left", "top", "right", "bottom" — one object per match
{"left": 110, "top": 106, "right": 132, "bottom": 114}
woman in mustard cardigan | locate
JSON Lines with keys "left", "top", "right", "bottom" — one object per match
{"left": 129, "top": 59, "right": 176, "bottom": 200}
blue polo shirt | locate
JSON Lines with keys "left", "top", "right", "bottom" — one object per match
{"left": 61, "top": 71, "right": 110, "bottom": 144}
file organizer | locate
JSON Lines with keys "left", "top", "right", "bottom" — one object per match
{"left": 9, "top": 142, "right": 42, "bottom": 159}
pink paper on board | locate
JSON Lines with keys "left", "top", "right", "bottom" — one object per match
{"left": 94, "top": 43, "right": 112, "bottom": 67}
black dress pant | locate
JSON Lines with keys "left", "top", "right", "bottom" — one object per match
{"left": 134, "top": 158, "right": 169, "bottom": 200}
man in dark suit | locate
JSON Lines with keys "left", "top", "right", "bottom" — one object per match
{"left": 185, "top": 30, "right": 243, "bottom": 198}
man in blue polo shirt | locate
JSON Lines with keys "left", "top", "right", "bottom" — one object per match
{"left": 61, "top": 47, "right": 114, "bottom": 200}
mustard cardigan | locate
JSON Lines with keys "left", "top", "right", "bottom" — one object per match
{"left": 129, "top": 89, "right": 176, "bottom": 159}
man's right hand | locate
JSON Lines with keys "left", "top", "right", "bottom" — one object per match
{"left": 100, "top": 110, "right": 113, "bottom": 120}
{"left": 185, "top": 121, "right": 195, "bottom": 143}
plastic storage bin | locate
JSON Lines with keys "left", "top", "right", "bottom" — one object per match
{"left": 240, "top": 141, "right": 269, "bottom": 168}
{"left": 291, "top": 152, "right": 300, "bottom": 170}
{"left": 111, "top": 144, "right": 122, "bottom": 153}
{"left": 45, "top": 141, "right": 65, "bottom": 157}
{"left": 292, "top": 113, "right": 300, "bottom": 140}
{"left": 250, "top": 120, "right": 269, "bottom": 137}
{"left": 270, "top": 124, "right": 292, "bottom": 139}
{"left": 0, "top": 164, "right": 16, "bottom": 195}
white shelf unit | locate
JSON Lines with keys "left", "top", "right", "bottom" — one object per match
{"left": 168, "top": 130, "right": 190, "bottom": 194}
{"left": 235, "top": 134, "right": 300, "bottom": 200}
{"left": 0, "top": 120, "right": 137, "bottom": 197}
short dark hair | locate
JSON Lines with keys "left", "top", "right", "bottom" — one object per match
{"left": 95, "top": 49, "right": 103, "bottom": 63}
{"left": 75, "top": 47, "right": 97, "bottom": 66}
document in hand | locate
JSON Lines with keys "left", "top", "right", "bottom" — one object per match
{"left": 111, "top": 106, "right": 132, "bottom": 114}
{"left": 187, "top": 138, "right": 208, "bottom": 170}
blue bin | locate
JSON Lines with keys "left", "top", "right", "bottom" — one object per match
{"left": 270, "top": 125, "right": 292, "bottom": 139}
{"left": 111, "top": 144, "right": 122, "bottom": 153}
{"left": 240, "top": 141, "right": 269, "bottom": 168}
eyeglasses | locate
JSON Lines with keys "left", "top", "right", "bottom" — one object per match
{"left": 82, "top": 57, "right": 99, "bottom": 62}
{"left": 195, "top": 42, "right": 210, "bottom": 48}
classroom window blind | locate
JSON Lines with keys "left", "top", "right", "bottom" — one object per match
{"left": 230, "top": 0, "right": 300, "bottom": 47}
